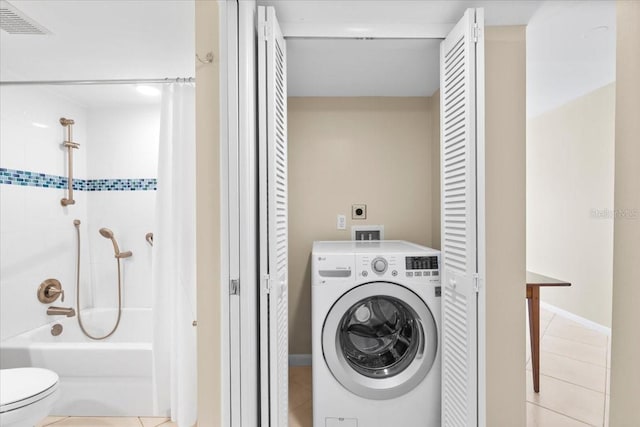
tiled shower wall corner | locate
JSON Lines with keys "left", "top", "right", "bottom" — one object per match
{"left": 0, "top": 85, "right": 160, "bottom": 341}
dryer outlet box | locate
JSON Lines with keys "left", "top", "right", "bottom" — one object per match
{"left": 352, "top": 204, "right": 366, "bottom": 219}
{"left": 351, "top": 225, "right": 384, "bottom": 241}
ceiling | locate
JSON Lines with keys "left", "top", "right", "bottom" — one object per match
{"left": 287, "top": 38, "right": 441, "bottom": 97}
{"left": 259, "top": 1, "right": 545, "bottom": 35}
{"left": 0, "top": 0, "right": 194, "bottom": 107}
{"left": 262, "top": 0, "right": 545, "bottom": 97}
{"left": 0, "top": 0, "right": 617, "bottom": 115}
{"left": 262, "top": 0, "right": 616, "bottom": 114}
{"left": 526, "top": 1, "right": 616, "bottom": 117}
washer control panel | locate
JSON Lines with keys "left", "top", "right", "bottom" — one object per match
{"left": 357, "top": 251, "right": 440, "bottom": 284}
{"left": 404, "top": 255, "right": 440, "bottom": 280}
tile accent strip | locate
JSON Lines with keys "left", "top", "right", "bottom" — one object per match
{"left": 0, "top": 168, "right": 157, "bottom": 191}
{"left": 84, "top": 178, "right": 157, "bottom": 191}
{"left": 0, "top": 168, "right": 69, "bottom": 189}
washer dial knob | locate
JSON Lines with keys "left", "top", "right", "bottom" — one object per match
{"left": 371, "top": 257, "right": 388, "bottom": 274}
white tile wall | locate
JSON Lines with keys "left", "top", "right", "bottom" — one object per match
{"left": 86, "top": 105, "right": 160, "bottom": 179}
{"left": 0, "top": 86, "right": 158, "bottom": 341}
{"left": 1, "top": 85, "right": 89, "bottom": 341}
{"left": 0, "top": 185, "right": 88, "bottom": 340}
{"left": 86, "top": 176, "right": 156, "bottom": 309}
{"left": 0, "top": 86, "right": 88, "bottom": 177}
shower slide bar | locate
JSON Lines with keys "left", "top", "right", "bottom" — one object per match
{"left": 60, "top": 117, "right": 78, "bottom": 206}
{"left": 0, "top": 77, "right": 195, "bottom": 86}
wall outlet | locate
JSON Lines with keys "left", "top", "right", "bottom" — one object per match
{"left": 352, "top": 204, "right": 367, "bottom": 220}
{"left": 337, "top": 214, "right": 346, "bottom": 230}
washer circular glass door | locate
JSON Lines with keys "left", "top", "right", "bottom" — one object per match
{"left": 322, "top": 281, "right": 438, "bottom": 400}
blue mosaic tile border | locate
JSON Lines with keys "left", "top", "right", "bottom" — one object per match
{"left": 84, "top": 178, "right": 157, "bottom": 191}
{"left": 0, "top": 168, "right": 69, "bottom": 189}
{"left": 0, "top": 168, "right": 157, "bottom": 191}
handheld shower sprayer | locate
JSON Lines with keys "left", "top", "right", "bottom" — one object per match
{"left": 73, "top": 219, "right": 128, "bottom": 340}
{"left": 99, "top": 228, "right": 132, "bottom": 259}
{"left": 99, "top": 227, "right": 119, "bottom": 253}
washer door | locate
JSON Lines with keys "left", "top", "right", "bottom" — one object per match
{"left": 322, "top": 281, "right": 438, "bottom": 400}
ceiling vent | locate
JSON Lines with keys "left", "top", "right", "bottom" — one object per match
{"left": 0, "top": 0, "right": 50, "bottom": 35}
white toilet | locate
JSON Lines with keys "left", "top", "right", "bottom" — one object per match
{"left": 0, "top": 368, "right": 60, "bottom": 427}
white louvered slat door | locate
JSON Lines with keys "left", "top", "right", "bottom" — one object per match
{"left": 440, "top": 8, "right": 483, "bottom": 427}
{"left": 258, "top": 6, "right": 288, "bottom": 427}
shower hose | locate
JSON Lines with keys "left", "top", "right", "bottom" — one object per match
{"left": 73, "top": 219, "right": 123, "bottom": 340}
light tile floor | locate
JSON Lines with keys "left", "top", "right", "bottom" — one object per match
{"left": 526, "top": 308, "right": 610, "bottom": 427}
{"left": 40, "top": 308, "right": 610, "bottom": 427}
{"left": 289, "top": 365, "right": 313, "bottom": 427}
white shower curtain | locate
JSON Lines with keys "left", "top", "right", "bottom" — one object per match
{"left": 152, "top": 83, "right": 197, "bottom": 426}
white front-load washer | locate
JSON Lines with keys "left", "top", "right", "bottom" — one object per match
{"left": 312, "top": 240, "right": 441, "bottom": 427}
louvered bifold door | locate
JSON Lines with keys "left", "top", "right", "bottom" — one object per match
{"left": 440, "top": 8, "right": 482, "bottom": 427}
{"left": 258, "top": 6, "right": 289, "bottom": 427}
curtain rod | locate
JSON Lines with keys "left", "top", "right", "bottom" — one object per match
{"left": 0, "top": 77, "right": 195, "bottom": 86}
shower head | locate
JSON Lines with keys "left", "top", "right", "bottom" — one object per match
{"left": 99, "top": 227, "right": 120, "bottom": 255}
{"left": 99, "top": 228, "right": 113, "bottom": 239}
{"left": 98, "top": 227, "right": 132, "bottom": 259}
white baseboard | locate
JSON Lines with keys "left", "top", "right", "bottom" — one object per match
{"left": 288, "top": 354, "right": 312, "bottom": 366}
{"left": 540, "top": 301, "right": 611, "bottom": 336}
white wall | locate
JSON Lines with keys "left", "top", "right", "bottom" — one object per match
{"left": 86, "top": 106, "right": 159, "bottom": 179}
{"left": 527, "top": 84, "right": 615, "bottom": 327}
{"left": 0, "top": 85, "right": 89, "bottom": 340}
{"left": 0, "top": 86, "right": 159, "bottom": 341}
{"left": 86, "top": 106, "right": 159, "bottom": 309}
{"left": 526, "top": 0, "right": 616, "bottom": 330}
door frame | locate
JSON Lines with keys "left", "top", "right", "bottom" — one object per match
{"left": 475, "top": 9, "right": 487, "bottom": 427}
{"left": 220, "top": 1, "right": 261, "bottom": 426}
{"left": 225, "top": 3, "right": 487, "bottom": 426}
{"left": 238, "top": 1, "right": 261, "bottom": 426}
{"left": 218, "top": 1, "right": 232, "bottom": 426}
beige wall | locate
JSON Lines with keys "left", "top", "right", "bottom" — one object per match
{"left": 195, "top": 1, "right": 222, "bottom": 425}
{"left": 288, "top": 97, "right": 437, "bottom": 354}
{"left": 484, "top": 26, "right": 527, "bottom": 426}
{"left": 430, "top": 90, "right": 441, "bottom": 250}
{"left": 610, "top": 1, "right": 640, "bottom": 425}
{"left": 527, "top": 84, "right": 615, "bottom": 327}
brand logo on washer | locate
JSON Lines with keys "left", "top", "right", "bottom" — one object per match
{"left": 318, "top": 256, "right": 326, "bottom": 261}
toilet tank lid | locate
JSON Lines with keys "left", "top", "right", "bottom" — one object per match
{"left": 0, "top": 368, "right": 59, "bottom": 407}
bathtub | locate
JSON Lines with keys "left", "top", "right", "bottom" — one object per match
{"left": 0, "top": 308, "right": 162, "bottom": 417}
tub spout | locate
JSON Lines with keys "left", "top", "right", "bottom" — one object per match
{"left": 47, "top": 306, "right": 76, "bottom": 317}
